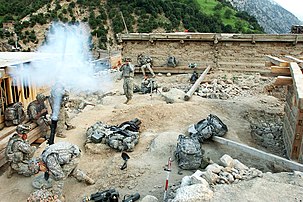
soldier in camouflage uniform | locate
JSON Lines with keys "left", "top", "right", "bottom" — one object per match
{"left": 5, "top": 124, "right": 37, "bottom": 178}
{"left": 137, "top": 53, "right": 155, "bottom": 78}
{"left": 27, "top": 93, "right": 50, "bottom": 138}
{"left": 50, "top": 83, "right": 75, "bottom": 138}
{"left": 120, "top": 57, "right": 134, "bottom": 104}
{"left": 37, "top": 142, "right": 95, "bottom": 201}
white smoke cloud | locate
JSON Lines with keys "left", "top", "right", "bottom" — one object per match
{"left": 10, "top": 21, "right": 113, "bottom": 120}
{"left": 13, "top": 21, "right": 112, "bottom": 93}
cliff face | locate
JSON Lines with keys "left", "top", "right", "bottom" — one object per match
{"left": 227, "top": 0, "right": 303, "bottom": 34}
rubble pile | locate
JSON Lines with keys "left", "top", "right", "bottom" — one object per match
{"left": 85, "top": 119, "right": 141, "bottom": 152}
{"left": 169, "top": 154, "right": 263, "bottom": 202}
{"left": 27, "top": 188, "right": 60, "bottom": 202}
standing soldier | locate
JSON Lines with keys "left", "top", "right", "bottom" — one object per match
{"left": 56, "top": 91, "right": 75, "bottom": 138}
{"left": 50, "top": 83, "right": 75, "bottom": 138}
{"left": 137, "top": 53, "right": 155, "bottom": 78}
{"left": 5, "top": 124, "right": 37, "bottom": 178}
{"left": 120, "top": 57, "right": 134, "bottom": 104}
{"left": 36, "top": 142, "right": 95, "bottom": 201}
{"left": 27, "top": 93, "right": 50, "bottom": 138}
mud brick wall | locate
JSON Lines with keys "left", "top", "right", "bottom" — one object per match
{"left": 119, "top": 33, "right": 303, "bottom": 71}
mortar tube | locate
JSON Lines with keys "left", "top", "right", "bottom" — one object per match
{"left": 48, "top": 119, "right": 58, "bottom": 145}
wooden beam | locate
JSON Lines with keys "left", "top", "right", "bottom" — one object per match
{"left": 212, "top": 136, "right": 303, "bottom": 172}
{"left": 284, "top": 55, "right": 303, "bottom": 68}
{"left": 266, "top": 55, "right": 290, "bottom": 67}
{"left": 270, "top": 66, "right": 290, "bottom": 75}
{"left": 184, "top": 65, "right": 211, "bottom": 101}
{"left": 274, "top": 76, "right": 293, "bottom": 86}
{"left": 0, "top": 124, "right": 42, "bottom": 167}
{"left": 290, "top": 62, "right": 303, "bottom": 109}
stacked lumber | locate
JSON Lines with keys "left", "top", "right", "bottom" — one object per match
{"left": 0, "top": 122, "right": 43, "bottom": 167}
{"left": 266, "top": 55, "right": 303, "bottom": 85}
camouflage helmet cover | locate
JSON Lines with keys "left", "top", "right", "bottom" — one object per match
{"left": 16, "top": 124, "right": 31, "bottom": 134}
{"left": 123, "top": 57, "right": 132, "bottom": 62}
{"left": 36, "top": 93, "right": 46, "bottom": 102}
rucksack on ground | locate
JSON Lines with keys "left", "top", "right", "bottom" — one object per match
{"left": 175, "top": 134, "right": 203, "bottom": 170}
{"left": 189, "top": 114, "right": 228, "bottom": 143}
{"left": 4, "top": 102, "right": 26, "bottom": 126}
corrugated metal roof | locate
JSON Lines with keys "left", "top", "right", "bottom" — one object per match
{"left": 0, "top": 52, "right": 56, "bottom": 67}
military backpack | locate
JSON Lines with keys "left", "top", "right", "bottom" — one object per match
{"left": 175, "top": 134, "right": 203, "bottom": 170}
{"left": 4, "top": 102, "right": 26, "bottom": 126}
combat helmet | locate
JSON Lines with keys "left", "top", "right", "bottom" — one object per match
{"left": 16, "top": 124, "right": 31, "bottom": 134}
{"left": 36, "top": 93, "right": 47, "bottom": 102}
{"left": 123, "top": 57, "right": 132, "bottom": 62}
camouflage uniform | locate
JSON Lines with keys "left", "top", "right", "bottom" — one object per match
{"left": 137, "top": 54, "right": 155, "bottom": 77}
{"left": 56, "top": 104, "right": 74, "bottom": 137}
{"left": 120, "top": 61, "right": 134, "bottom": 104}
{"left": 41, "top": 142, "right": 94, "bottom": 198}
{"left": 27, "top": 94, "right": 49, "bottom": 138}
{"left": 6, "top": 134, "right": 37, "bottom": 177}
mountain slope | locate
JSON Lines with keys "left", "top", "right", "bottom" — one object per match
{"left": 227, "top": 0, "right": 303, "bottom": 34}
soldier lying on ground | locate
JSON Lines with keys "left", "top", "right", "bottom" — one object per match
{"left": 5, "top": 124, "right": 37, "bottom": 178}
{"left": 33, "top": 142, "right": 95, "bottom": 202}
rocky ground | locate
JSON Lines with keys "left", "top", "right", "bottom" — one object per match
{"left": 0, "top": 70, "right": 303, "bottom": 202}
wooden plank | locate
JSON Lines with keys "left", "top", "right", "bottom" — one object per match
{"left": 0, "top": 120, "right": 37, "bottom": 141}
{"left": 284, "top": 55, "right": 303, "bottom": 69}
{"left": 274, "top": 76, "right": 293, "bottom": 86}
{"left": 0, "top": 125, "right": 42, "bottom": 167}
{"left": 265, "top": 55, "right": 290, "bottom": 67}
{"left": 270, "top": 66, "right": 290, "bottom": 75}
{"left": 213, "top": 136, "right": 303, "bottom": 171}
{"left": 118, "top": 33, "right": 303, "bottom": 43}
{"left": 0, "top": 122, "right": 38, "bottom": 152}
{"left": 290, "top": 62, "right": 303, "bottom": 109}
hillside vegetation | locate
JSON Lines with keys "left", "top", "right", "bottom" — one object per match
{"left": 0, "top": 0, "right": 264, "bottom": 52}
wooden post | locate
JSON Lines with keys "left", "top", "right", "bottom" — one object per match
{"left": 120, "top": 11, "right": 129, "bottom": 34}
{"left": 184, "top": 65, "right": 211, "bottom": 101}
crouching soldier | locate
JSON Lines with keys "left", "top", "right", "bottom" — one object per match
{"left": 37, "top": 142, "right": 95, "bottom": 201}
{"left": 5, "top": 124, "right": 37, "bottom": 178}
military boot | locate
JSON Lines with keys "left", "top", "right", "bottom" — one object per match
{"left": 66, "top": 125, "right": 76, "bottom": 130}
{"left": 84, "top": 176, "right": 95, "bottom": 185}
{"left": 56, "top": 133, "right": 67, "bottom": 138}
{"left": 124, "top": 99, "right": 130, "bottom": 104}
